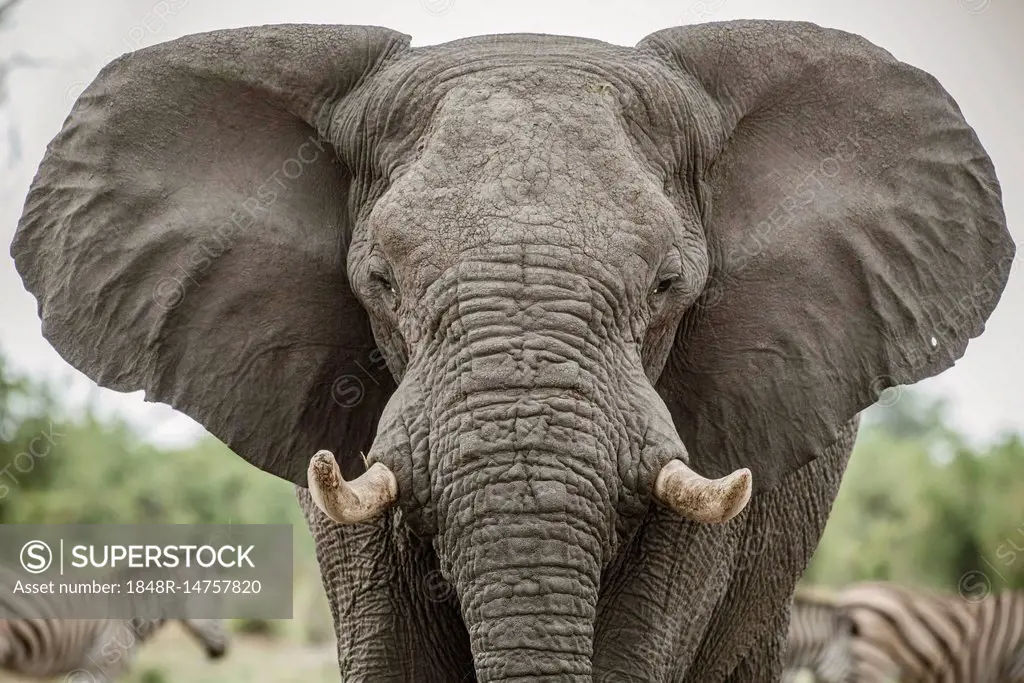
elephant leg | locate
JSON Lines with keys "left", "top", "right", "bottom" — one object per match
{"left": 684, "top": 416, "right": 860, "bottom": 682}
{"left": 593, "top": 417, "right": 858, "bottom": 682}
{"left": 594, "top": 507, "right": 741, "bottom": 680}
{"left": 296, "top": 487, "right": 474, "bottom": 682}
{"left": 721, "top": 623, "right": 787, "bottom": 683}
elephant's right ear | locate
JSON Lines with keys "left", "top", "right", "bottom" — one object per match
{"left": 11, "top": 25, "right": 411, "bottom": 485}
{"left": 638, "top": 20, "right": 1015, "bottom": 494}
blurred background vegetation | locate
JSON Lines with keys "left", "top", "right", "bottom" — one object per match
{"left": 805, "top": 388, "right": 1024, "bottom": 593}
{"left": 0, "top": 351, "right": 338, "bottom": 683}
{"left": 2, "top": 344, "right": 1023, "bottom": 681}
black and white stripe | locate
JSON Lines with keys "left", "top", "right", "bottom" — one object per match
{"left": 0, "top": 567, "right": 229, "bottom": 680}
{"left": 0, "top": 616, "right": 228, "bottom": 680}
{"left": 0, "top": 616, "right": 229, "bottom": 680}
{"left": 836, "top": 580, "right": 1024, "bottom": 682}
{"left": 783, "top": 587, "right": 857, "bottom": 683}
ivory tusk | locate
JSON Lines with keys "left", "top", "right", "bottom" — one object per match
{"left": 306, "top": 449, "right": 398, "bottom": 524}
{"left": 653, "top": 459, "right": 752, "bottom": 524}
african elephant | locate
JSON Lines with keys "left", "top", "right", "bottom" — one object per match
{"left": 10, "top": 18, "right": 1013, "bottom": 682}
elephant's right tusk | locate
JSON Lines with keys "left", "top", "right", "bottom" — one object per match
{"left": 653, "top": 459, "right": 752, "bottom": 524}
{"left": 307, "top": 450, "right": 398, "bottom": 524}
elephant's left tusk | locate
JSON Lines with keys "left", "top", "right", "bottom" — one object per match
{"left": 307, "top": 450, "right": 398, "bottom": 524}
{"left": 653, "top": 460, "right": 752, "bottom": 524}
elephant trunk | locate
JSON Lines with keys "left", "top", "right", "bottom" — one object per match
{"left": 440, "top": 470, "right": 604, "bottom": 682}
{"left": 425, "top": 262, "right": 619, "bottom": 680}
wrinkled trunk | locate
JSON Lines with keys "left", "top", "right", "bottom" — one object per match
{"left": 432, "top": 385, "right": 614, "bottom": 682}
{"left": 444, "top": 472, "right": 603, "bottom": 682}
{"left": 424, "top": 262, "right": 628, "bottom": 682}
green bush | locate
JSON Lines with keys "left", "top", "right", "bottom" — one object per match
{"left": 136, "top": 667, "right": 170, "bottom": 683}
{"left": 0, "top": 350, "right": 326, "bottom": 638}
{"left": 805, "top": 393, "right": 1024, "bottom": 593}
{"left": 0, "top": 352, "right": 305, "bottom": 528}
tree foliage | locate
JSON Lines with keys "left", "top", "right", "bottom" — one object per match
{"left": 806, "top": 392, "right": 1024, "bottom": 594}
{"left": 0, "top": 352, "right": 306, "bottom": 534}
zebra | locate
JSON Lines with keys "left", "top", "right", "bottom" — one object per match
{"left": 782, "top": 585, "right": 858, "bottom": 683}
{"left": 0, "top": 566, "right": 229, "bottom": 681}
{"left": 0, "top": 617, "right": 228, "bottom": 681}
{"left": 835, "top": 580, "right": 1024, "bottom": 682}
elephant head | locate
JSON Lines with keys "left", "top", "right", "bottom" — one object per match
{"left": 11, "top": 20, "right": 1013, "bottom": 682}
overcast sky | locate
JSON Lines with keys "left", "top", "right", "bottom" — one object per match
{"left": 0, "top": 0, "right": 1021, "bottom": 449}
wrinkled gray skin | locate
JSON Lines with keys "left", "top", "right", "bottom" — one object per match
{"left": 10, "top": 20, "right": 1014, "bottom": 682}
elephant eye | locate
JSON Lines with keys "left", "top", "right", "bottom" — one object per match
{"left": 653, "top": 277, "right": 678, "bottom": 295}
{"left": 371, "top": 271, "right": 397, "bottom": 296}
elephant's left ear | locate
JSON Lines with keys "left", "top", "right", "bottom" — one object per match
{"left": 638, "top": 20, "right": 1015, "bottom": 492}
{"left": 11, "top": 25, "right": 411, "bottom": 487}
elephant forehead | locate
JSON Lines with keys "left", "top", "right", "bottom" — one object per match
{"left": 426, "top": 77, "right": 658, "bottom": 195}
{"left": 370, "top": 71, "right": 685, "bottom": 278}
